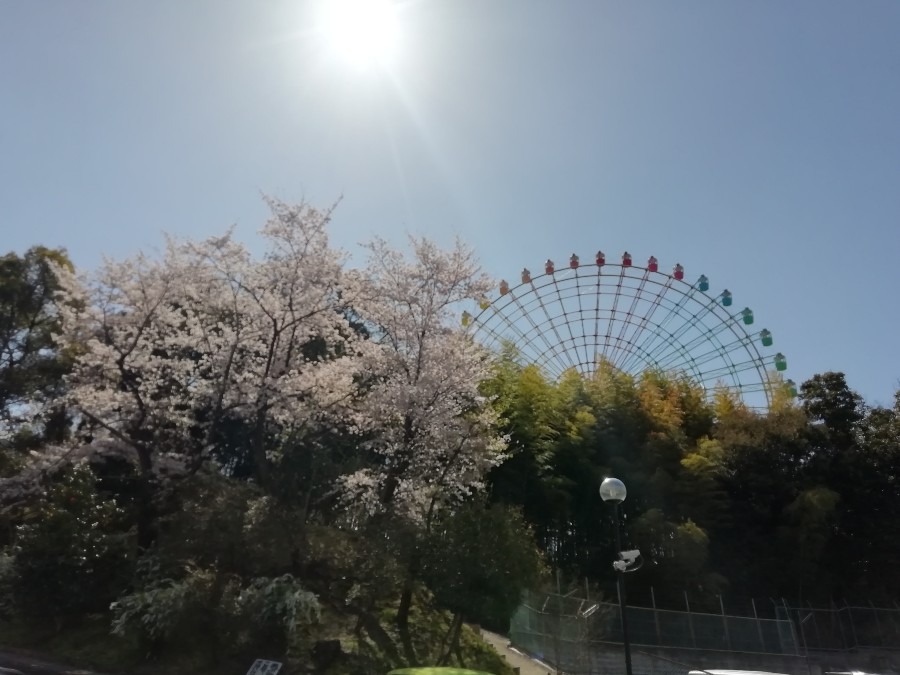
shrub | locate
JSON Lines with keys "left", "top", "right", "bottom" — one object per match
{"left": 11, "top": 465, "right": 130, "bottom": 622}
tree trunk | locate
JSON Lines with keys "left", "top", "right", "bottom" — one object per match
{"left": 206, "top": 563, "right": 229, "bottom": 665}
{"left": 436, "top": 613, "right": 456, "bottom": 662}
{"left": 358, "top": 611, "right": 402, "bottom": 664}
{"left": 439, "top": 613, "right": 464, "bottom": 666}
{"left": 43, "top": 404, "right": 69, "bottom": 444}
{"left": 395, "top": 553, "right": 421, "bottom": 663}
{"left": 252, "top": 405, "right": 270, "bottom": 487}
{"left": 134, "top": 469, "right": 158, "bottom": 552}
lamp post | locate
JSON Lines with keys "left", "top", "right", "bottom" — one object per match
{"left": 600, "top": 477, "right": 633, "bottom": 675}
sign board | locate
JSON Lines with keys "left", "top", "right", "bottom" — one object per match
{"left": 245, "top": 659, "right": 282, "bottom": 675}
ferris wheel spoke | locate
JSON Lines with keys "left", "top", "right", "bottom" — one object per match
{"left": 549, "top": 267, "right": 592, "bottom": 373}
{"left": 571, "top": 266, "right": 594, "bottom": 371}
{"left": 637, "top": 294, "right": 723, "bottom": 365}
{"left": 609, "top": 267, "right": 652, "bottom": 371}
{"left": 581, "top": 298, "right": 704, "bottom": 381}
{"left": 614, "top": 294, "right": 712, "bottom": 375}
{"left": 648, "top": 317, "right": 743, "bottom": 388}
{"left": 473, "top": 314, "right": 559, "bottom": 376}
{"left": 624, "top": 291, "right": 744, "bottom": 390}
{"left": 477, "top": 286, "right": 574, "bottom": 377}
{"left": 609, "top": 320, "right": 704, "bottom": 383}
{"left": 505, "top": 297, "right": 577, "bottom": 377}
{"left": 658, "top": 317, "right": 757, "bottom": 369}
{"left": 616, "top": 274, "right": 675, "bottom": 373}
{"left": 525, "top": 284, "right": 587, "bottom": 375}
{"left": 628, "top": 274, "right": 701, "bottom": 343}
{"left": 620, "top": 282, "right": 716, "bottom": 374}
{"left": 601, "top": 264, "right": 628, "bottom": 364}
{"left": 591, "top": 265, "right": 605, "bottom": 370}
{"left": 608, "top": 281, "right": 748, "bottom": 398}
{"left": 658, "top": 332, "right": 754, "bottom": 371}
{"left": 726, "top": 381, "right": 770, "bottom": 393}
{"left": 658, "top": 342, "right": 745, "bottom": 386}
{"left": 515, "top": 303, "right": 618, "bottom": 378}
{"left": 506, "top": 308, "right": 648, "bottom": 374}
{"left": 652, "top": 316, "right": 741, "bottom": 366}
{"left": 672, "top": 306, "right": 768, "bottom": 398}
{"left": 529, "top": 275, "right": 581, "bottom": 373}
{"left": 699, "top": 357, "right": 767, "bottom": 382}
{"left": 584, "top": 327, "right": 702, "bottom": 383}
{"left": 620, "top": 290, "right": 719, "bottom": 374}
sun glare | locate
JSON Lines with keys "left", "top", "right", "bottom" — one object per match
{"left": 319, "top": 0, "right": 400, "bottom": 69}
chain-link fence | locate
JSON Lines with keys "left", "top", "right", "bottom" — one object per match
{"left": 511, "top": 591, "right": 900, "bottom": 674}
{"left": 509, "top": 591, "right": 603, "bottom": 673}
{"left": 779, "top": 602, "right": 900, "bottom": 651}
{"left": 509, "top": 590, "right": 801, "bottom": 673}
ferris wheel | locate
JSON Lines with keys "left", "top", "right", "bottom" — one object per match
{"left": 464, "top": 251, "right": 793, "bottom": 410}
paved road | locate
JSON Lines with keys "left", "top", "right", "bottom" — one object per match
{"left": 480, "top": 630, "right": 555, "bottom": 675}
{"left": 0, "top": 651, "right": 101, "bottom": 675}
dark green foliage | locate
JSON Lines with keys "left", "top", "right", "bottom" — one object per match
{"left": 9, "top": 465, "right": 131, "bottom": 623}
{"left": 801, "top": 371, "right": 864, "bottom": 450}
{"left": 0, "top": 246, "right": 73, "bottom": 462}
{"left": 421, "top": 502, "right": 545, "bottom": 632}
{"left": 486, "top": 355, "right": 900, "bottom": 607}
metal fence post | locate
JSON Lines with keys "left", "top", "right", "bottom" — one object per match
{"left": 684, "top": 591, "right": 697, "bottom": 648}
{"left": 553, "top": 572, "right": 563, "bottom": 675}
{"left": 869, "top": 600, "right": 884, "bottom": 647}
{"left": 751, "top": 598, "right": 765, "bottom": 652}
{"left": 651, "top": 586, "right": 662, "bottom": 646}
{"left": 807, "top": 602, "right": 822, "bottom": 649}
{"left": 845, "top": 601, "right": 860, "bottom": 648}
{"left": 781, "top": 599, "right": 800, "bottom": 657}
{"left": 831, "top": 600, "right": 848, "bottom": 650}
{"left": 719, "top": 594, "right": 732, "bottom": 650}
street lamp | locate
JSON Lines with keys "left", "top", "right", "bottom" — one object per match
{"left": 600, "top": 477, "right": 633, "bottom": 675}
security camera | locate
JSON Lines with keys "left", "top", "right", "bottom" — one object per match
{"left": 612, "top": 549, "right": 642, "bottom": 572}
{"left": 619, "top": 549, "right": 641, "bottom": 564}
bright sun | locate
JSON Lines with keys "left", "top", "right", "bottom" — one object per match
{"left": 319, "top": 0, "right": 400, "bottom": 69}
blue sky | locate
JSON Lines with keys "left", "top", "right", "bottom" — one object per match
{"left": 3, "top": 1, "right": 899, "bottom": 405}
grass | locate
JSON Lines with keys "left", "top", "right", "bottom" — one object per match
{"left": 388, "top": 669, "right": 496, "bottom": 675}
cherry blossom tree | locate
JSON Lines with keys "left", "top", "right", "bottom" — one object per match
{"left": 339, "top": 236, "right": 507, "bottom": 655}
{"left": 342, "top": 235, "right": 506, "bottom": 521}
{"left": 53, "top": 200, "right": 369, "bottom": 545}
{"left": 52, "top": 201, "right": 504, "bottom": 557}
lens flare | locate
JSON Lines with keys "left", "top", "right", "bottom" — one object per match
{"left": 320, "top": 0, "right": 399, "bottom": 68}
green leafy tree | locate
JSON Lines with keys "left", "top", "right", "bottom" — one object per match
{"left": 709, "top": 393, "right": 812, "bottom": 596}
{"left": 801, "top": 371, "right": 864, "bottom": 452}
{"left": 678, "top": 437, "right": 730, "bottom": 533}
{"left": 777, "top": 486, "right": 840, "bottom": 601}
{"left": 0, "top": 246, "right": 73, "bottom": 463}
{"left": 421, "top": 502, "right": 545, "bottom": 664}
{"left": 10, "top": 465, "right": 129, "bottom": 625}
